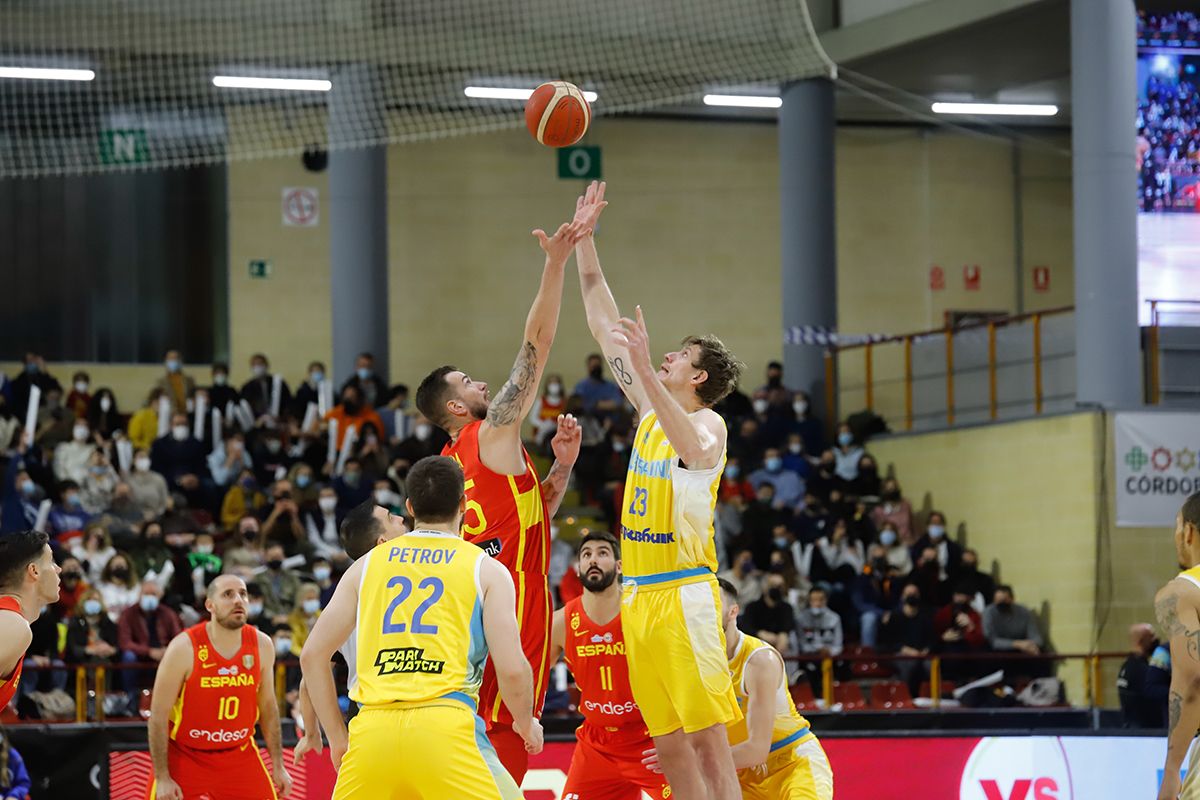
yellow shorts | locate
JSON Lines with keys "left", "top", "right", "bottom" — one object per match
{"left": 739, "top": 738, "right": 834, "bottom": 800}
{"left": 621, "top": 575, "right": 742, "bottom": 737}
{"left": 332, "top": 703, "right": 520, "bottom": 800}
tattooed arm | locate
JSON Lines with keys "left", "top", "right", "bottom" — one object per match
{"left": 540, "top": 415, "right": 581, "bottom": 517}
{"left": 573, "top": 181, "right": 651, "bottom": 416}
{"left": 1156, "top": 579, "right": 1200, "bottom": 800}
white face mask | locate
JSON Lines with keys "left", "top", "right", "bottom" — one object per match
{"left": 793, "top": 400, "right": 808, "bottom": 416}
{"left": 74, "top": 381, "right": 89, "bottom": 394}
{"left": 171, "top": 425, "right": 189, "bottom": 442}
{"left": 252, "top": 364, "right": 267, "bottom": 378}
{"left": 73, "top": 425, "right": 89, "bottom": 442}
{"left": 374, "top": 489, "right": 395, "bottom": 506}
{"left": 547, "top": 383, "right": 563, "bottom": 397}
{"left": 788, "top": 442, "right": 803, "bottom": 455}
{"left": 313, "top": 567, "right": 331, "bottom": 582}
{"left": 99, "top": 396, "right": 112, "bottom": 412}
{"left": 415, "top": 424, "right": 432, "bottom": 442}
{"left": 213, "top": 373, "right": 228, "bottom": 386}
{"left": 135, "top": 457, "right": 152, "bottom": 472}
{"left": 752, "top": 399, "right": 769, "bottom": 415}
{"left": 195, "top": 544, "right": 214, "bottom": 555}
{"left": 318, "top": 496, "right": 338, "bottom": 513}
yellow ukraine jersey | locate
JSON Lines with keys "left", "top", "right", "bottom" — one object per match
{"left": 352, "top": 531, "right": 488, "bottom": 709}
{"left": 1179, "top": 565, "right": 1200, "bottom": 590}
{"left": 620, "top": 410, "right": 724, "bottom": 585}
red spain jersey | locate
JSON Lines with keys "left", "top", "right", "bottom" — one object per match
{"left": 170, "top": 623, "right": 262, "bottom": 751}
{"left": 562, "top": 597, "right": 647, "bottom": 734}
{"left": 0, "top": 597, "right": 25, "bottom": 710}
{"left": 443, "top": 420, "right": 551, "bottom": 574}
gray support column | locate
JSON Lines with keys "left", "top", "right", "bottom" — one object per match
{"left": 1071, "top": 0, "right": 1140, "bottom": 407}
{"left": 330, "top": 64, "right": 389, "bottom": 386}
{"left": 780, "top": 78, "right": 837, "bottom": 416}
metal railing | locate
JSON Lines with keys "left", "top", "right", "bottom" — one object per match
{"left": 1145, "top": 298, "right": 1200, "bottom": 404}
{"left": 824, "top": 307, "right": 1074, "bottom": 432}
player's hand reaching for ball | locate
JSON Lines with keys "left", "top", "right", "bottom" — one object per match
{"left": 551, "top": 414, "right": 582, "bottom": 467}
{"left": 515, "top": 717, "right": 544, "bottom": 755}
{"left": 572, "top": 180, "right": 608, "bottom": 236}
{"left": 272, "top": 764, "right": 293, "bottom": 797}
{"left": 610, "top": 306, "right": 655, "bottom": 379}
{"left": 153, "top": 776, "right": 184, "bottom": 800}
{"left": 533, "top": 221, "right": 584, "bottom": 265}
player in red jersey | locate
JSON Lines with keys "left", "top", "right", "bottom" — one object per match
{"left": 147, "top": 575, "right": 291, "bottom": 800}
{"left": 0, "top": 530, "right": 61, "bottom": 711}
{"left": 415, "top": 215, "right": 585, "bottom": 784}
{"left": 549, "top": 531, "right": 671, "bottom": 800}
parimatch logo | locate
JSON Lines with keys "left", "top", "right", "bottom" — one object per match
{"left": 374, "top": 647, "right": 445, "bottom": 676}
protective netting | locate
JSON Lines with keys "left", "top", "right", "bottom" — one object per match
{"left": 0, "top": 0, "right": 834, "bottom": 178}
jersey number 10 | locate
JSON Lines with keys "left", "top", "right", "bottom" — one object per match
{"left": 382, "top": 576, "right": 445, "bottom": 635}
{"left": 217, "top": 696, "right": 240, "bottom": 720}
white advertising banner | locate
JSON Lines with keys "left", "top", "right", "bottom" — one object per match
{"left": 1115, "top": 411, "right": 1200, "bottom": 526}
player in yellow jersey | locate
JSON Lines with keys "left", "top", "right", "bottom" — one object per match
{"left": 572, "top": 180, "right": 744, "bottom": 800}
{"left": 1154, "top": 491, "right": 1200, "bottom": 800}
{"left": 717, "top": 579, "right": 834, "bottom": 799}
{"left": 300, "top": 456, "right": 543, "bottom": 799}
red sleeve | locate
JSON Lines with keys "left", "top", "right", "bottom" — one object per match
{"left": 964, "top": 612, "right": 986, "bottom": 647}
{"left": 117, "top": 610, "right": 148, "bottom": 657}
{"left": 933, "top": 606, "right": 952, "bottom": 635}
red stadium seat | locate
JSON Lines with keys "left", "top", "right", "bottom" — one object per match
{"left": 833, "top": 681, "right": 867, "bottom": 711}
{"left": 789, "top": 681, "right": 821, "bottom": 711}
{"left": 847, "top": 645, "right": 893, "bottom": 678}
{"left": 870, "top": 681, "right": 916, "bottom": 710}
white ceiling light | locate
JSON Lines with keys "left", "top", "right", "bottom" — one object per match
{"left": 213, "top": 75, "right": 331, "bottom": 91}
{"left": 931, "top": 102, "right": 1058, "bottom": 116}
{"left": 703, "top": 94, "right": 782, "bottom": 109}
{"left": 0, "top": 67, "right": 95, "bottom": 81}
{"left": 464, "top": 85, "right": 598, "bottom": 102}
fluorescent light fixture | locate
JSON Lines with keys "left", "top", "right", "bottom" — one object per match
{"left": 213, "top": 75, "right": 331, "bottom": 91}
{"left": 703, "top": 94, "right": 782, "bottom": 109}
{"left": 0, "top": 66, "right": 94, "bottom": 81}
{"left": 464, "top": 85, "right": 598, "bottom": 102}
{"left": 931, "top": 102, "right": 1058, "bottom": 116}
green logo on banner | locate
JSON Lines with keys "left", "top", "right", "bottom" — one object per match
{"left": 99, "top": 129, "right": 149, "bottom": 165}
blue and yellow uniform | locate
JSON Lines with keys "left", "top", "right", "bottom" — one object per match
{"left": 619, "top": 410, "right": 742, "bottom": 736}
{"left": 727, "top": 632, "right": 834, "bottom": 800}
{"left": 333, "top": 531, "right": 520, "bottom": 800}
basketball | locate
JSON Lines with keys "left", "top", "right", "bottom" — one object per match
{"left": 524, "top": 81, "right": 591, "bottom": 147}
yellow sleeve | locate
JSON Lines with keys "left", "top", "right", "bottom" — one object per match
{"left": 221, "top": 488, "right": 246, "bottom": 532}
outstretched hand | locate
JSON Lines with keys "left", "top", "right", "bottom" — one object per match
{"left": 550, "top": 414, "right": 582, "bottom": 467}
{"left": 532, "top": 221, "right": 585, "bottom": 264}
{"left": 609, "top": 305, "right": 655, "bottom": 378}
{"left": 573, "top": 180, "right": 608, "bottom": 235}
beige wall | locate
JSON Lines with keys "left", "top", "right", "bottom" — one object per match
{"left": 869, "top": 412, "right": 1103, "bottom": 703}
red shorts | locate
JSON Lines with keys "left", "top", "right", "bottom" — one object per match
{"left": 563, "top": 723, "right": 672, "bottom": 800}
{"left": 479, "top": 573, "right": 551, "bottom": 727}
{"left": 147, "top": 740, "right": 276, "bottom": 800}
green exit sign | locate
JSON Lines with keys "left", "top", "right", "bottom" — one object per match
{"left": 98, "top": 129, "right": 149, "bottom": 165}
{"left": 558, "top": 145, "right": 601, "bottom": 180}
{"left": 248, "top": 259, "right": 272, "bottom": 279}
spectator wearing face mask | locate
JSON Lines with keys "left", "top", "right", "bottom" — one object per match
{"left": 259, "top": 544, "right": 302, "bottom": 618}
{"left": 239, "top": 353, "right": 291, "bottom": 420}
{"left": 54, "top": 556, "right": 89, "bottom": 619}
{"left": 794, "top": 492, "right": 831, "bottom": 545}
{"left": 878, "top": 524, "right": 912, "bottom": 575}
{"left": 47, "top": 481, "right": 93, "bottom": 539}
{"left": 528, "top": 375, "right": 567, "bottom": 447}
{"left": 718, "top": 457, "right": 756, "bottom": 505}
{"left": 816, "top": 518, "right": 866, "bottom": 585}
{"left": 310, "top": 558, "right": 336, "bottom": 606}
{"left": 780, "top": 433, "right": 813, "bottom": 477}
{"left": 220, "top": 469, "right": 268, "bottom": 531}
{"left": 80, "top": 450, "right": 120, "bottom": 514}
{"left": 393, "top": 415, "right": 443, "bottom": 465}
{"left": 910, "top": 546, "right": 949, "bottom": 608}
{"left": 125, "top": 448, "right": 169, "bottom": 520}
{"left": 377, "top": 384, "right": 413, "bottom": 444}
{"left": 96, "top": 552, "right": 141, "bottom": 623}
{"left": 717, "top": 549, "right": 765, "bottom": 607}
{"left": 129, "top": 522, "right": 172, "bottom": 589}
{"left": 53, "top": 418, "right": 97, "bottom": 484}
{"left": 572, "top": 353, "right": 624, "bottom": 420}
{"left": 260, "top": 480, "right": 309, "bottom": 557}
{"left": 153, "top": 349, "right": 195, "bottom": 414}
{"left": 292, "top": 361, "right": 327, "bottom": 420}
{"left": 87, "top": 388, "right": 122, "bottom": 442}
{"left": 738, "top": 483, "right": 786, "bottom": 569}
{"left": 245, "top": 583, "right": 271, "bottom": 630}
{"left": 871, "top": 478, "right": 915, "bottom": 546}
{"left": 333, "top": 458, "right": 372, "bottom": 513}
{"left": 727, "top": 417, "right": 766, "bottom": 470}
{"left": 149, "top": 413, "right": 207, "bottom": 505}
{"left": 208, "top": 432, "right": 253, "bottom": 489}
{"left": 934, "top": 586, "right": 987, "bottom": 680}
{"left": 832, "top": 423, "right": 865, "bottom": 483}
{"left": 288, "top": 463, "right": 319, "bottom": 508}
{"left": 305, "top": 487, "right": 345, "bottom": 560}
{"left": 852, "top": 544, "right": 901, "bottom": 648}
{"left": 71, "top": 524, "right": 117, "bottom": 584}
{"left": 128, "top": 388, "right": 166, "bottom": 452}
{"left": 12, "top": 352, "right": 62, "bottom": 420}
{"left": 323, "top": 385, "right": 384, "bottom": 453}
{"left": 713, "top": 381, "right": 755, "bottom": 426}
{"left": 748, "top": 447, "right": 806, "bottom": 511}
{"left": 117, "top": 581, "right": 182, "bottom": 692}
{"left": 795, "top": 587, "right": 844, "bottom": 690}
{"left": 880, "top": 584, "right": 935, "bottom": 695}
{"left": 185, "top": 533, "right": 223, "bottom": 600}
{"left": 2, "top": 433, "right": 46, "bottom": 533}
{"left": 66, "top": 589, "right": 119, "bottom": 664}
{"left": 351, "top": 423, "right": 388, "bottom": 479}
{"left": 951, "top": 548, "right": 995, "bottom": 609}
{"left": 740, "top": 573, "right": 797, "bottom": 655}
{"left": 911, "top": 511, "right": 963, "bottom": 575}
{"left": 222, "top": 516, "right": 266, "bottom": 577}
{"left": 340, "top": 352, "right": 388, "bottom": 410}
{"left": 35, "top": 387, "right": 74, "bottom": 449}
{"left": 205, "top": 363, "right": 240, "bottom": 415}
{"left": 65, "top": 371, "right": 92, "bottom": 419}
{"left": 983, "top": 585, "right": 1044, "bottom": 659}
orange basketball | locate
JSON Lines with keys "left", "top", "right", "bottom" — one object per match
{"left": 524, "top": 81, "right": 591, "bottom": 147}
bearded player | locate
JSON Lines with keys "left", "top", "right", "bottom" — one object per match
{"left": 548, "top": 531, "right": 671, "bottom": 800}
{"left": 572, "top": 180, "right": 744, "bottom": 800}
{"left": 718, "top": 579, "right": 834, "bottom": 799}
{"left": 0, "top": 531, "right": 61, "bottom": 711}
{"left": 147, "top": 575, "right": 291, "bottom": 800}
{"left": 415, "top": 216, "right": 584, "bottom": 782}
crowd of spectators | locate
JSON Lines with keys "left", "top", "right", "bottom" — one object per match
{"left": 1137, "top": 12, "right": 1200, "bottom": 212}
{"left": 0, "top": 347, "right": 1048, "bottom": 718}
